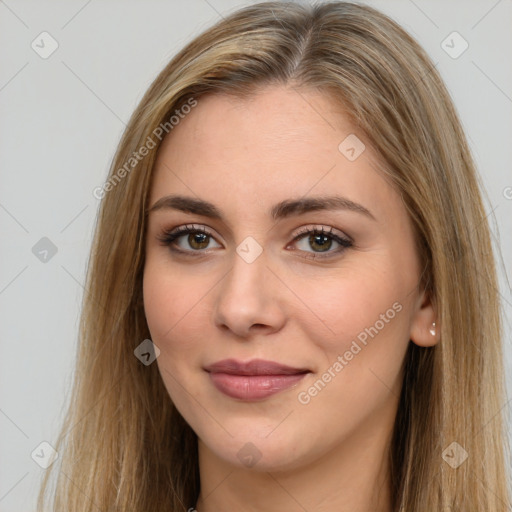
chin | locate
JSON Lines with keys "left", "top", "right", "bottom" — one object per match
{"left": 201, "top": 428, "right": 317, "bottom": 473}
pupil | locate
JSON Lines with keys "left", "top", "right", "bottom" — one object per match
{"left": 311, "top": 234, "right": 331, "bottom": 252}
{"left": 190, "top": 233, "right": 208, "bottom": 249}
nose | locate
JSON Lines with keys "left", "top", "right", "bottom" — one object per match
{"left": 212, "top": 247, "right": 286, "bottom": 339}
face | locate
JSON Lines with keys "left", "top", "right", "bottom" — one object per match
{"left": 143, "top": 85, "right": 434, "bottom": 473}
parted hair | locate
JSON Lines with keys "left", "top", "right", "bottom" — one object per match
{"left": 37, "top": 2, "right": 510, "bottom": 511}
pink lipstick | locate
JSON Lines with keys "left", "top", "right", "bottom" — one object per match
{"left": 204, "top": 359, "right": 310, "bottom": 400}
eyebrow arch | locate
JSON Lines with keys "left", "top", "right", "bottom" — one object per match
{"left": 146, "top": 194, "right": 376, "bottom": 222}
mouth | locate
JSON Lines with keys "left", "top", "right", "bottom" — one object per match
{"left": 204, "top": 358, "right": 311, "bottom": 401}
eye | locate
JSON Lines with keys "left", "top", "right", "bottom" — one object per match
{"left": 156, "top": 223, "right": 353, "bottom": 259}
{"left": 289, "top": 225, "right": 353, "bottom": 260}
{"left": 156, "top": 224, "right": 221, "bottom": 255}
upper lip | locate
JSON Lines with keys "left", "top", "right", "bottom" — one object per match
{"left": 204, "top": 358, "right": 311, "bottom": 376}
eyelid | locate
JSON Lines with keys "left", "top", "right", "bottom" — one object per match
{"left": 291, "top": 224, "right": 352, "bottom": 244}
{"left": 288, "top": 224, "right": 353, "bottom": 260}
{"left": 156, "top": 223, "right": 220, "bottom": 251}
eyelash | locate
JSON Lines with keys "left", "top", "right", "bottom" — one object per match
{"left": 156, "top": 223, "right": 353, "bottom": 260}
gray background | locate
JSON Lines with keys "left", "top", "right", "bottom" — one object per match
{"left": 0, "top": 1, "right": 511, "bottom": 510}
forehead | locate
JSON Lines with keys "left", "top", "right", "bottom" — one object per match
{"left": 165, "top": 87, "right": 350, "bottom": 158}
{"left": 149, "top": 86, "right": 399, "bottom": 221}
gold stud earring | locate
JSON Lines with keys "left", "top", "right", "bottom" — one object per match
{"left": 429, "top": 322, "right": 436, "bottom": 336}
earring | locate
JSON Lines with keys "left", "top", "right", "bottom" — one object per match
{"left": 429, "top": 322, "right": 436, "bottom": 336}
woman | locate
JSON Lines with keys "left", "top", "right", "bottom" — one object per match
{"left": 37, "top": 2, "right": 511, "bottom": 511}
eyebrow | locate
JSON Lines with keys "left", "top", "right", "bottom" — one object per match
{"left": 146, "top": 194, "right": 376, "bottom": 222}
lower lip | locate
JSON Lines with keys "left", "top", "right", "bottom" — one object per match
{"left": 208, "top": 372, "right": 309, "bottom": 400}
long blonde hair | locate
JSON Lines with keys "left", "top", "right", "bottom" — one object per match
{"left": 37, "top": 2, "right": 510, "bottom": 510}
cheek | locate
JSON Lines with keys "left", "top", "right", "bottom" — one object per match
{"left": 290, "top": 264, "right": 413, "bottom": 412}
{"left": 143, "top": 264, "right": 195, "bottom": 358}
{"left": 293, "top": 265, "right": 409, "bottom": 350}
{"left": 292, "top": 272, "right": 410, "bottom": 425}
{"left": 142, "top": 261, "right": 220, "bottom": 382}
{"left": 142, "top": 265, "right": 205, "bottom": 410}
{"left": 143, "top": 258, "right": 204, "bottom": 338}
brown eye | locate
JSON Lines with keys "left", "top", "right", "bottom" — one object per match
{"left": 157, "top": 224, "right": 221, "bottom": 254}
{"left": 291, "top": 226, "right": 353, "bottom": 260}
{"left": 186, "top": 232, "right": 210, "bottom": 250}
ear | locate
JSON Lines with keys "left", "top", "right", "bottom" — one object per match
{"left": 410, "top": 287, "right": 439, "bottom": 347}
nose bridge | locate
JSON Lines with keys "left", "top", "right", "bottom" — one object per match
{"left": 220, "top": 244, "right": 269, "bottom": 309}
{"left": 213, "top": 242, "right": 284, "bottom": 335}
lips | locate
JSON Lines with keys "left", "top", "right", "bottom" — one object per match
{"left": 204, "top": 359, "right": 311, "bottom": 400}
{"left": 204, "top": 358, "right": 310, "bottom": 375}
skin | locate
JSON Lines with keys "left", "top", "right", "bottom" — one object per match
{"left": 143, "top": 85, "right": 439, "bottom": 512}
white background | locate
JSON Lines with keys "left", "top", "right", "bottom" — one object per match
{"left": 0, "top": 1, "right": 511, "bottom": 510}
